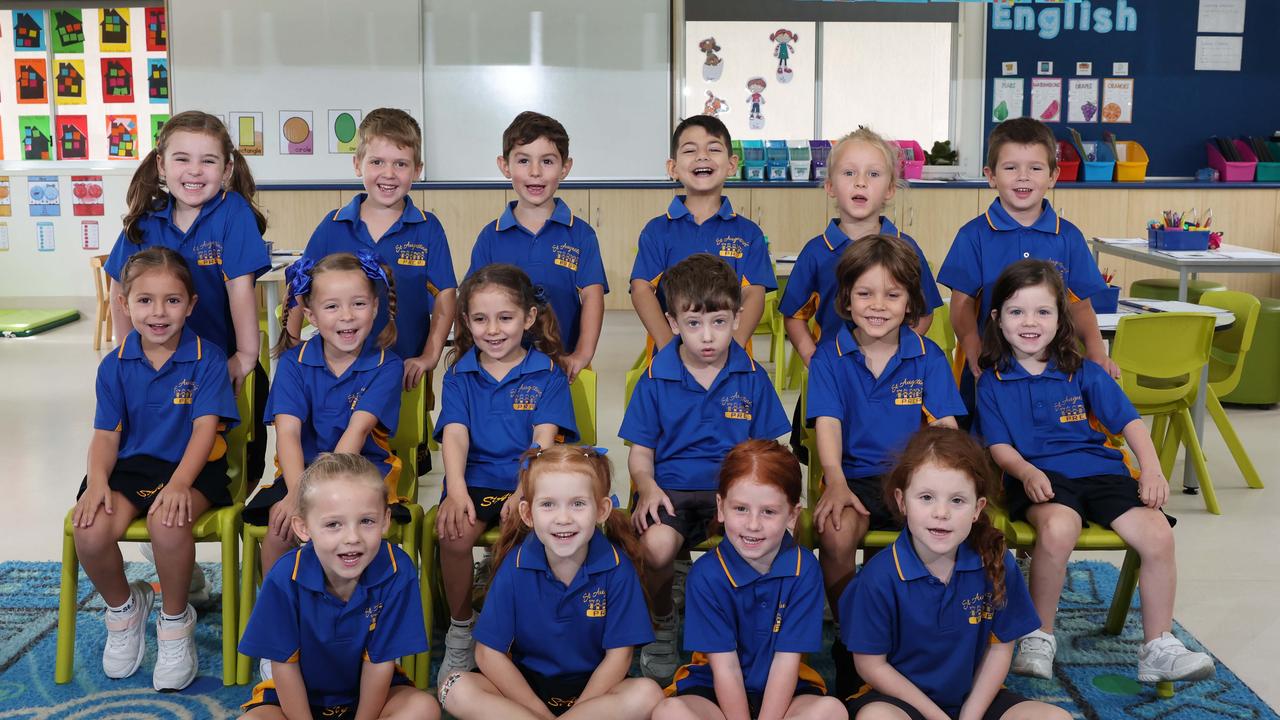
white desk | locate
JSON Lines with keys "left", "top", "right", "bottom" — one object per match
{"left": 259, "top": 257, "right": 294, "bottom": 369}
{"left": 1090, "top": 238, "right": 1280, "bottom": 301}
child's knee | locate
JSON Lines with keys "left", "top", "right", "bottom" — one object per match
{"left": 854, "top": 703, "right": 910, "bottom": 720}
{"left": 622, "top": 677, "right": 665, "bottom": 709}
{"left": 651, "top": 697, "right": 689, "bottom": 720}
{"left": 72, "top": 522, "right": 119, "bottom": 552}
{"left": 146, "top": 517, "right": 195, "bottom": 547}
{"left": 807, "top": 695, "right": 848, "bottom": 720}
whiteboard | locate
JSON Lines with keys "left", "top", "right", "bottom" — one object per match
{"left": 169, "top": 0, "right": 423, "bottom": 183}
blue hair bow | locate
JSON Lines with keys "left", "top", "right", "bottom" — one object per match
{"left": 355, "top": 250, "right": 390, "bottom": 288}
{"left": 284, "top": 257, "right": 316, "bottom": 310}
{"left": 532, "top": 284, "right": 549, "bottom": 305}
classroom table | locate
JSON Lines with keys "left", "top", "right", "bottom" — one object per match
{"left": 1090, "top": 238, "right": 1280, "bottom": 301}
{"left": 259, "top": 257, "right": 294, "bottom": 370}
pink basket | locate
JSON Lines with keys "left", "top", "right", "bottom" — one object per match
{"left": 894, "top": 140, "right": 925, "bottom": 180}
{"left": 1206, "top": 140, "right": 1258, "bottom": 182}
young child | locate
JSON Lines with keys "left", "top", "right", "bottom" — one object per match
{"left": 295, "top": 108, "right": 457, "bottom": 393}
{"left": 807, "top": 234, "right": 965, "bottom": 697}
{"left": 631, "top": 115, "right": 776, "bottom": 354}
{"left": 439, "top": 446, "right": 663, "bottom": 720}
{"left": 841, "top": 426, "right": 1069, "bottom": 720}
{"left": 781, "top": 126, "right": 943, "bottom": 366}
{"left": 655, "top": 439, "right": 846, "bottom": 720}
{"left": 976, "top": 259, "right": 1215, "bottom": 685}
{"left": 619, "top": 253, "right": 789, "bottom": 681}
{"left": 435, "top": 263, "right": 580, "bottom": 686}
{"left": 246, "top": 252, "right": 404, "bottom": 596}
{"left": 938, "top": 117, "right": 1116, "bottom": 418}
{"left": 72, "top": 247, "right": 238, "bottom": 692}
{"left": 239, "top": 453, "right": 438, "bottom": 720}
{"left": 469, "top": 111, "right": 607, "bottom": 382}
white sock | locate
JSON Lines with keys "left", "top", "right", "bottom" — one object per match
{"left": 107, "top": 595, "right": 135, "bottom": 615}
{"left": 450, "top": 615, "right": 474, "bottom": 629}
{"left": 160, "top": 608, "right": 187, "bottom": 625}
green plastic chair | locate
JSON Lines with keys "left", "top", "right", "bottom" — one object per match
{"left": 56, "top": 370, "right": 256, "bottom": 686}
{"left": 923, "top": 302, "right": 956, "bottom": 367}
{"left": 1111, "top": 313, "right": 1220, "bottom": 514}
{"left": 1194, "top": 291, "right": 1264, "bottom": 490}
{"left": 750, "top": 291, "right": 787, "bottom": 392}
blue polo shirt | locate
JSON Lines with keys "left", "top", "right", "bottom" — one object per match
{"left": 840, "top": 531, "right": 1039, "bottom": 716}
{"left": 434, "top": 346, "right": 578, "bottom": 492}
{"left": 779, "top": 217, "right": 943, "bottom": 345}
{"left": 105, "top": 190, "right": 269, "bottom": 356}
{"left": 675, "top": 532, "right": 826, "bottom": 696}
{"left": 469, "top": 199, "right": 608, "bottom": 354}
{"left": 631, "top": 196, "right": 777, "bottom": 313}
{"left": 474, "top": 529, "right": 653, "bottom": 678}
{"left": 303, "top": 193, "right": 457, "bottom": 361}
{"left": 619, "top": 339, "right": 790, "bottom": 492}
{"left": 265, "top": 338, "right": 404, "bottom": 491}
{"left": 239, "top": 541, "right": 426, "bottom": 709}
{"left": 937, "top": 198, "right": 1106, "bottom": 334}
{"left": 807, "top": 325, "right": 966, "bottom": 480}
{"left": 977, "top": 358, "right": 1139, "bottom": 480}
{"left": 95, "top": 328, "right": 239, "bottom": 464}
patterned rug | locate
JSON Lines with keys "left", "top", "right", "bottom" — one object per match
{"left": 0, "top": 560, "right": 1274, "bottom": 719}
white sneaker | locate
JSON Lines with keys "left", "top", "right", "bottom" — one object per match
{"left": 640, "top": 613, "right": 680, "bottom": 682}
{"left": 1010, "top": 629, "right": 1056, "bottom": 679}
{"left": 259, "top": 657, "right": 273, "bottom": 681}
{"left": 1138, "top": 632, "right": 1216, "bottom": 683}
{"left": 153, "top": 604, "right": 198, "bottom": 691}
{"left": 102, "top": 581, "right": 154, "bottom": 679}
{"left": 138, "top": 543, "right": 211, "bottom": 607}
{"left": 437, "top": 619, "right": 476, "bottom": 689}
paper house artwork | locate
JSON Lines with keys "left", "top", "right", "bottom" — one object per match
{"left": 72, "top": 176, "right": 105, "bottom": 216}
{"left": 148, "top": 59, "right": 168, "bottom": 103}
{"left": 0, "top": 176, "right": 10, "bottom": 216}
{"left": 151, "top": 114, "right": 169, "bottom": 146}
{"left": 13, "top": 11, "right": 46, "bottom": 51}
{"left": 106, "top": 115, "right": 138, "bottom": 159}
{"left": 16, "top": 59, "right": 48, "bottom": 104}
{"left": 101, "top": 58, "right": 134, "bottom": 103}
{"left": 328, "top": 110, "right": 362, "bottom": 154}
{"left": 53, "top": 10, "right": 85, "bottom": 53}
{"left": 29, "top": 177, "right": 61, "bottom": 217}
{"left": 99, "top": 9, "right": 130, "bottom": 52}
{"left": 20, "top": 116, "right": 52, "bottom": 160}
{"left": 145, "top": 7, "right": 166, "bottom": 51}
{"left": 230, "top": 112, "right": 264, "bottom": 156}
{"left": 279, "top": 111, "right": 314, "bottom": 155}
{"left": 56, "top": 115, "right": 90, "bottom": 160}
{"left": 55, "top": 60, "right": 86, "bottom": 104}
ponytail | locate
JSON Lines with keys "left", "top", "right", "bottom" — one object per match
{"left": 226, "top": 147, "right": 268, "bottom": 235}
{"left": 374, "top": 269, "right": 398, "bottom": 351}
{"left": 969, "top": 513, "right": 1008, "bottom": 608}
{"left": 602, "top": 508, "right": 650, "bottom": 606}
{"left": 527, "top": 287, "right": 565, "bottom": 370}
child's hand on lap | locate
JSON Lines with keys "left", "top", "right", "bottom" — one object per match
{"left": 500, "top": 489, "right": 523, "bottom": 524}
{"left": 631, "top": 485, "right": 674, "bottom": 533}
{"left": 150, "top": 483, "right": 194, "bottom": 527}
{"left": 1138, "top": 470, "right": 1168, "bottom": 509}
{"left": 814, "top": 482, "right": 868, "bottom": 533}
{"left": 73, "top": 483, "right": 113, "bottom": 528}
{"left": 1022, "top": 470, "right": 1055, "bottom": 504}
{"left": 268, "top": 492, "right": 298, "bottom": 540}
{"left": 437, "top": 493, "right": 476, "bottom": 540}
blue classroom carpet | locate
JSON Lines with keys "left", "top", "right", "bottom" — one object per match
{"left": 0, "top": 560, "right": 1274, "bottom": 719}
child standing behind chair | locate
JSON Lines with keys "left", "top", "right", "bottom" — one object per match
{"left": 620, "top": 253, "right": 790, "bottom": 682}
{"left": 73, "top": 247, "right": 239, "bottom": 692}
{"left": 434, "top": 264, "right": 580, "bottom": 687}
{"left": 975, "top": 259, "right": 1215, "bottom": 685}
{"left": 469, "top": 111, "right": 607, "bottom": 382}
{"left": 239, "top": 453, "right": 438, "bottom": 720}
{"left": 440, "top": 446, "right": 663, "bottom": 720}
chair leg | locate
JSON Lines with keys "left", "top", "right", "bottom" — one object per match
{"left": 402, "top": 507, "right": 427, "bottom": 685}
{"left": 1207, "top": 389, "right": 1263, "bottom": 489}
{"left": 1150, "top": 414, "right": 1170, "bottom": 458}
{"left": 1105, "top": 549, "right": 1140, "bottom": 635}
{"left": 1157, "top": 414, "right": 1182, "bottom": 480}
{"left": 55, "top": 530, "right": 80, "bottom": 684}
{"left": 1175, "top": 410, "right": 1220, "bottom": 515}
{"left": 418, "top": 507, "right": 438, "bottom": 690}
{"left": 236, "top": 529, "right": 262, "bottom": 685}
{"left": 221, "top": 516, "right": 241, "bottom": 685}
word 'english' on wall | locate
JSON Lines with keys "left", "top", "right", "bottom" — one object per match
{"left": 991, "top": 0, "right": 1138, "bottom": 40}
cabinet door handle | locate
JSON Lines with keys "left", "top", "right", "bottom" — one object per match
{"left": 595, "top": 206, "right": 602, "bottom": 228}
{"left": 909, "top": 207, "right": 916, "bottom": 227}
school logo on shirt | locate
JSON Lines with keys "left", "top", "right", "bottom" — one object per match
{"left": 510, "top": 384, "right": 543, "bottom": 411}
{"left": 772, "top": 601, "right": 787, "bottom": 633}
{"left": 720, "top": 392, "right": 753, "bottom": 420}
{"left": 1056, "top": 395, "right": 1087, "bottom": 423}
{"left": 194, "top": 240, "right": 222, "bottom": 267}
{"left": 346, "top": 383, "right": 373, "bottom": 411}
{"left": 962, "top": 592, "right": 994, "bottom": 624}
{"left": 364, "top": 602, "right": 383, "bottom": 631}
{"left": 891, "top": 378, "right": 923, "bottom": 406}
{"left": 582, "top": 588, "right": 607, "bottom": 618}
{"left": 173, "top": 379, "right": 197, "bottom": 405}
{"left": 395, "top": 241, "right": 427, "bottom": 267}
{"left": 715, "top": 235, "right": 748, "bottom": 259}
{"left": 552, "top": 242, "right": 581, "bottom": 272}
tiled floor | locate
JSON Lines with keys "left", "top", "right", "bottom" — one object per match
{"left": 4, "top": 307, "right": 1277, "bottom": 709}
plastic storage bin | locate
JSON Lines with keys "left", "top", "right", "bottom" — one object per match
{"left": 730, "top": 140, "right": 745, "bottom": 181}
{"left": 1114, "top": 141, "right": 1149, "bottom": 182}
{"left": 1080, "top": 141, "right": 1115, "bottom": 182}
{"left": 1255, "top": 141, "right": 1280, "bottom": 182}
{"left": 894, "top": 140, "right": 925, "bottom": 180}
{"left": 765, "top": 140, "right": 789, "bottom": 181}
{"left": 787, "top": 140, "right": 812, "bottom": 181}
{"left": 1206, "top": 139, "right": 1257, "bottom": 182}
{"left": 1056, "top": 140, "right": 1080, "bottom": 182}
{"left": 1093, "top": 286, "right": 1121, "bottom": 314}
{"left": 742, "top": 140, "right": 766, "bottom": 181}
{"left": 1147, "top": 228, "right": 1211, "bottom": 251}
{"left": 810, "top": 140, "right": 832, "bottom": 181}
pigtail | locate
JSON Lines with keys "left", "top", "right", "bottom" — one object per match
{"left": 488, "top": 503, "right": 532, "bottom": 584}
{"left": 226, "top": 147, "right": 268, "bottom": 234}
{"left": 603, "top": 509, "right": 652, "bottom": 607}
{"left": 122, "top": 149, "right": 167, "bottom": 244}
{"left": 374, "top": 260, "right": 399, "bottom": 351}
{"left": 272, "top": 301, "right": 299, "bottom": 358}
{"left": 969, "top": 514, "right": 1009, "bottom": 608}
{"left": 528, "top": 293, "right": 565, "bottom": 370}
{"left": 445, "top": 298, "right": 474, "bottom": 368}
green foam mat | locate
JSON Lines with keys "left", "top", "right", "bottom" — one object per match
{"left": 0, "top": 308, "right": 80, "bottom": 337}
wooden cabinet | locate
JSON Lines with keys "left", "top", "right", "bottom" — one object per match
{"left": 1053, "top": 188, "right": 1133, "bottom": 290}
{"left": 896, "top": 188, "right": 980, "bottom": 273}
{"left": 258, "top": 190, "right": 342, "bottom": 251}
{"left": 589, "top": 189, "right": 675, "bottom": 310}
{"left": 748, "top": 187, "right": 827, "bottom": 255}
{"left": 420, "top": 189, "right": 508, "bottom": 282}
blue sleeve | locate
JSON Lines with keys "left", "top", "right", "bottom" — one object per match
{"left": 220, "top": 195, "right": 270, "bottom": 281}
{"left": 617, "top": 375, "right": 661, "bottom": 448}
{"left": 602, "top": 554, "right": 656, "bottom": 649}
{"left": 777, "top": 248, "right": 817, "bottom": 318}
{"left": 534, "top": 368, "right": 578, "bottom": 443}
{"left": 1080, "top": 361, "right": 1140, "bottom": 434}
{"left": 1064, "top": 225, "right": 1107, "bottom": 301}
{"left": 93, "top": 356, "right": 125, "bottom": 432}
{"left": 805, "top": 347, "right": 844, "bottom": 421}
{"left": 193, "top": 348, "right": 240, "bottom": 428}
{"left": 902, "top": 233, "right": 944, "bottom": 312}
{"left": 472, "top": 559, "right": 517, "bottom": 653}
{"left": 681, "top": 561, "right": 736, "bottom": 653}
{"left": 433, "top": 368, "right": 469, "bottom": 442}
{"left": 921, "top": 340, "right": 966, "bottom": 421}
{"left": 364, "top": 546, "right": 429, "bottom": 662}
{"left": 264, "top": 354, "right": 308, "bottom": 425}
{"left": 937, "top": 222, "right": 982, "bottom": 296}
{"left": 354, "top": 356, "right": 404, "bottom": 435}
{"left": 423, "top": 214, "right": 458, "bottom": 292}
{"left": 991, "top": 552, "right": 1041, "bottom": 642}
{"left": 774, "top": 552, "right": 824, "bottom": 653}
{"left": 575, "top": 224, "right": 609, "bottom": 293}
{"left": 104, "top": 231, "right": 137, "bottom": 281}
{"left": 467, "top": 227, "right": 494, "bottom": 278}
{"left": 975, "top": 375, "right": 1013, "bottom": 448}
{"left": 741, "top": 223, "right": 777, "bottom": 291}
{"left": 301, "top": 216, "right": 334, "bottom": 261}
{"left": 238, "top": 554, "right": 302, "bottom": 662}
{"left": 750, "top": 370, "right": 791, "bottom": 440}
{"left": 630, "top": 221, "right": 665, "bottom": 284}
{"left": 839, "top": 563, "right": 894, "bottom": 654}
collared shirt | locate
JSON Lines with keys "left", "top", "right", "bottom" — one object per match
{"left": 779, "top": 217, "right": 943, "bottom": 344}
{"left": 303, "top": 193, "right": 456, "bottom": 360}
{"left": 977, "top": 358, "right": 1140, "bottom": 479}
{"left": 619, "top": 339, "right": 790, "bottom": 492}
{"left": 631, "top": 196, "right": 777, "bottom": 314}
{"left": 840, "top": 531, "right": 1039, "bottom": 716}
{"left": 469, "top": 198, "right": 608, "bottom": 354}
{"left": 238, "top": 541, "right": 426, "bottom": 708}
{"left": 265, "top": 339, "right": 403, "bottom": 491}
{"left": 807, "top": 324, "right": 966, "bottom": 480}
{"left": 675, "top": 532, "right": 826, "bottom": 696}
{"left": 95, "top": 327, "right": 238, "bottom": 464}
{"left": 474, "top": 530, "right": 653, "bottom": 677}
{"left": 938, "top": 198, "right": 1106, "bottom": 333}
{"left": 105, "top": 190, "right": 269, "bottom": 356}
{"left": 434, "top": 347, "right": 578, "bottom": 491}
